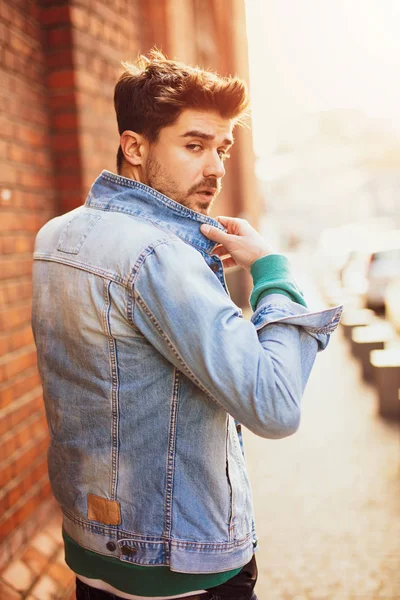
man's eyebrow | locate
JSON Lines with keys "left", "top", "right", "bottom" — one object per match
{"left": 180, "top": 130, "right": 234, "bottom": 146}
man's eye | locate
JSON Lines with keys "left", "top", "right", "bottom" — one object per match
{"left": 186, "top": 144, "right": 202, "bottom": 152}
{"left": 218, "top": 150, "right": 231, "bottom": 160}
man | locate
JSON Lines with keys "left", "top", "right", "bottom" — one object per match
{"left": 32, "top": 50, "right": 342, "bottom": 600}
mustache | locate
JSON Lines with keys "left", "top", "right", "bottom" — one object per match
{"left": 188, "top": 179, "right": 220, "bottom": 195}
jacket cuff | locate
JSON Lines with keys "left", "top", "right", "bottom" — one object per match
{"left": 250, "top": 294, "right": 344, "bottom": 351}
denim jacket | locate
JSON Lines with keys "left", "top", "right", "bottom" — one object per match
{"left": 32, "top": 170, "right": 343, "bottom": 574}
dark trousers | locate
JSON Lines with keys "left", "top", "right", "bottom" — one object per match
{"left": 76, "top": 555, "right": 258, "bottom": 600}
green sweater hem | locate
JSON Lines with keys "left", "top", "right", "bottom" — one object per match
{"left": 63, "top": 531, "right": 241, "bottom": 596}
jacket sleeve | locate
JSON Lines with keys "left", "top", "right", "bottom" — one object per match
{"left": 131, "top": 239, "right": 343, "bottom": 439}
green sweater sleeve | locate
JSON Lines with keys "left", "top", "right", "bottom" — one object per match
{"left": 249, "top": 253, "right": 308, "bottom": 311}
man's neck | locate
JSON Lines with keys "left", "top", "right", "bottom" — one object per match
{"left": 119, "top": 164, "right": 144, "bottom": 183}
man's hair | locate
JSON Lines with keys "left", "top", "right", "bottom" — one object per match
{"left": 113, "top": 49, "right": 249, "bottom": 173}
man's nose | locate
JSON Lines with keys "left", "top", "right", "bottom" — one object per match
{"left": 203, "top": 152, "right": 226, "bottom": 179}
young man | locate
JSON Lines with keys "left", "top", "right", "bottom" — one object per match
{"left": 32, "top": 51, "right": 342, "bottom": 600}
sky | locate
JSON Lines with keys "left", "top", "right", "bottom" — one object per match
{"left": 245, "top": 0, "right": 400, "bottom": 158}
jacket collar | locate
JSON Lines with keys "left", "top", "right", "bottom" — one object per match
{"left": 85, "top": 170, "right": 226, "bottom": 256}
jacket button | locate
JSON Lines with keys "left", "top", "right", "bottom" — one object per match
{"left": 106, "top": 541, "right": 116, "bottom": 551}
{"left": 211, "top": 262, "right": 219, "bottom": 272}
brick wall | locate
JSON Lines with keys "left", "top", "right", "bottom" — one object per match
{"left": 0, "top": 0, "right": 57, "bottom": 564}
{"left": 0, "top": 0, "right": 258, "bottom": 569}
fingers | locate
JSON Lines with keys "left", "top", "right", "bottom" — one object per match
{"left": 216, "top": 216, "right": 238, "bottom": 226}
{"left": 215, "top": 216, "right": 245, "bottom": 236}
{"left": 221, "top": 256, "right": 237, "bottom": 269}
{"left": 200, "top": 224, "right": 229, "bottom": 243}
{"left": 212, "top": 244, "right": 230, "bottom": 258}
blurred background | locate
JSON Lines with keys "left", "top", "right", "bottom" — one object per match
{"left": 0, "top": 1, "right": 399, "bottom": 599}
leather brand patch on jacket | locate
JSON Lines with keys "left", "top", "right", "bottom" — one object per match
{"left": 88, "top": 494, "right": 121, "bottom": 525}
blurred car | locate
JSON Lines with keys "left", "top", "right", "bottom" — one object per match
{"left": 340, "top": 249, "right": 370, "bottom": 296}
{"left": 364, "top": 245, "right": 400, "bottom": 311}
{"left": 385, "top": 278, "right": 400, "bottom": 335}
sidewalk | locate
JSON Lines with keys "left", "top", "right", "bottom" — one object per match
{"left": 0, "top": 510, "right": 74, "bottom": 600}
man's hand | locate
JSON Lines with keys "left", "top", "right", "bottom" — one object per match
{"left": 200, "top": 216, "right": 273, "bottom": 271}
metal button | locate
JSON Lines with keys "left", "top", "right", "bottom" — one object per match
{"left": 106, "top": 541, "right": 116, "bottom": 551}
{"left": 211, "top": 262, "right": 219, "bottom": 272}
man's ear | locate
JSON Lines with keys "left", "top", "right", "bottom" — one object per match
{"left": 120, "top": 131, "right": 147, "bottom": 166}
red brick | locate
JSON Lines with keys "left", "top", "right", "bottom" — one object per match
{"left": 53, "top": 112, "right": 78, "bottom": 130}
{"left": 54, "top": 152, "right": 82, "bottom": 171}
{"left": 13, "top": 436, "right": 49, "bottom": 475}
{"left": 3, "top": 486, "right": 46, "bottom": 536}
{"left": 0, "top": 368, "right": 41, "bottom": 409}
{"left": 0, "top": 162, "right": 18, "bottom": 185}
{"left": 52, "top": 132, "right": 80, "bottom": 151}
{"left": 0, "top": 138, "right": 8, "bottom": 156}
{"left": 55, "top": 173, "right": 82, "bottom": 191}
{"left": 23, "top": 15, "right": 40, "bottom": 39}
{"left": 16, "top": 124, "right": 48, "bottom": 147}
{"left": 7, "top": 389, "right": 44, "bottom": 429}
{"left": 4, "top": 190, "right": 51, "bottom": 211}
{"left": 47, "top": 69, "right": 75, "bottom": 89}
{"left": 75, "top": 70, "right": 98, "bottom": 93}
{"left": 0, "top": 116, "right": 14, "bottom": 138}
{"left": 0, "top": 257, "right": 32, "bottom": 280}
{"left": 0, "top": 436, "right": 16, "bottom": 463}
{"left": 0, "top": 279, "right": 33, "bottom": 303}
{"left": 8, "top": 144, "right": 33, "bottom": 165}
{"left": 10, "top": 327, "right": 34, "bottom": 353}
{"left": 88, "top": 14, "right": 104, "bottom": 39}
{"left": 9, "top": 31, "right": 32, "bottom": 57}
{"left": 46, "top": 48, "right": 73, "bottom": 70}
{"left": 3, "top": 48, "right": 17, "bottom": 70}
{"left": 0, "top": 302, "right": 32, "bottom": 332}
{"left": 2, "top": 346, "right": 37, "bottom": 381}
{"left": 0, "top": 462, "right": 13, "bottom": 488}
{"left": 48, "top": 91, "right": 76, "bottom": 111}
{"left": 20, "top": 170, "right": 52, "bottom": 190}
{"left": 70, "top": 5, "right": 89, "bottom": 31}
{"left": 8, "top": 4, "right": 25, "bottom": 30}
{"left": 0, "top": 21, "right": 9, "bottom": 44}
{"left": 46, "top": 27, "right": 72, "bottom": 48}
{"left": 40, "top": 5, "right": 70, "bottom": 26}
{"left": 59, "top": 191, "right": 83, "bottom": 213}
{"left": 0, "top": 515, "right": 15, "bottom": 539}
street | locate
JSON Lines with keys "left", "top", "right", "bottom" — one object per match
{"left": 244, "top": 254, "right": 400, "bottom": 599}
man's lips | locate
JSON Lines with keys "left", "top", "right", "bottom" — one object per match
{"left": 195, "top": 189, "right": 216, "bottom": 198}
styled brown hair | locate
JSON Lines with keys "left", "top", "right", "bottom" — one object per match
{"left": 113, "top": 49, "right": 249, "bottom": 172}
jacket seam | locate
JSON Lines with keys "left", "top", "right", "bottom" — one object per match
{"left": 163, "top": 369, "right": 181, "bottom": 555}
{"left": 133, "top": 293, "right": 214, "bottom": 399}
{"left": 62, "top": 508, "right": 252, "bottom": 550}
{"left": 102, "top": 280, "right": 120, "bottom": 501}
{"left": 33, "top": 254, "right": 127, "bottom": 287}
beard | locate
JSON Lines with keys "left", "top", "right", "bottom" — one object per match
{"left": 145, "top": 152, "right": 220, "bottom": 215}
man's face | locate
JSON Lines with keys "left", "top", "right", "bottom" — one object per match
{"left": 143, "top": 109, "right": 234, "bottom": 215}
